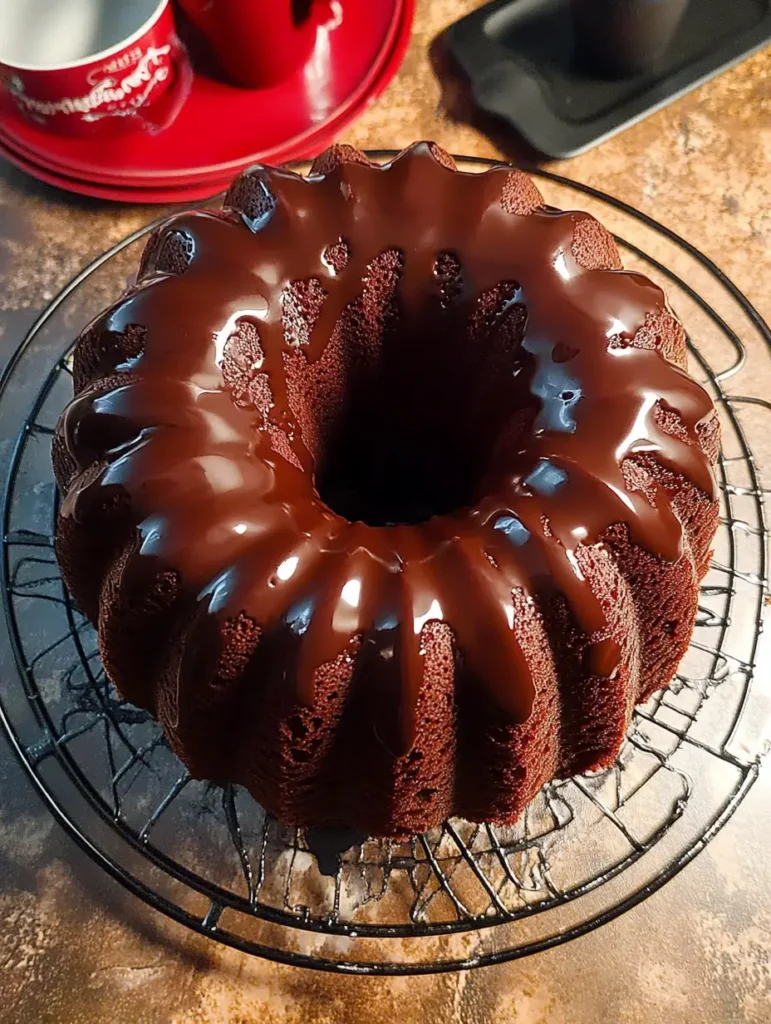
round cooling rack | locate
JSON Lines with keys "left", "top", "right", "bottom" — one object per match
{"left": 0, "top": 155, "right": 769, "bottom": 975}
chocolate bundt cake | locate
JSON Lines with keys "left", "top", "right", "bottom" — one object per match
{"left": 53, "top": 143, "right": 720, "bottom": 837}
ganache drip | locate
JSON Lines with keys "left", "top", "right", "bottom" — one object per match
{"left": 58, "top": 144, "right": 717, "bottom": 753}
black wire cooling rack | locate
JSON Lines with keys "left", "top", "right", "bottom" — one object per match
{"left": 0, "top": 156, "right": 769, "bottom": 975}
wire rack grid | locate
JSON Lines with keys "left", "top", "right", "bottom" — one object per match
{"left": 0, "top": 155, "right": 769, "bottom": 974}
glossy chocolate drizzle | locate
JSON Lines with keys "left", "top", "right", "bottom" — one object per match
{"left": 59, "top": 144, "right": 717, "bottom": 752}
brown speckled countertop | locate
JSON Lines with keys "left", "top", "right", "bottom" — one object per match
{"left": 1, "top": 2, "right": 770, "bottom": 1021}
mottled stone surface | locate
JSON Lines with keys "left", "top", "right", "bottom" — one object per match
{"left": 0, "top": 2, "right": 769, "bottom": 1021}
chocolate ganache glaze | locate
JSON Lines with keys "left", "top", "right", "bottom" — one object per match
{"left": 56, "top": 144, "right": 718, "bottom": 828}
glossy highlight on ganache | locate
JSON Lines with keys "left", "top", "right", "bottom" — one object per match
{"left": 58, "top": 143, "right": 717, "bottom": 754}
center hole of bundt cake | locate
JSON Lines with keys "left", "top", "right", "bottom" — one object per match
{"left": 298, "top": 259, "right": 537, "bottom": 527}
{"left": 315, "top": 414, "right": 477, "bottom": 527}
